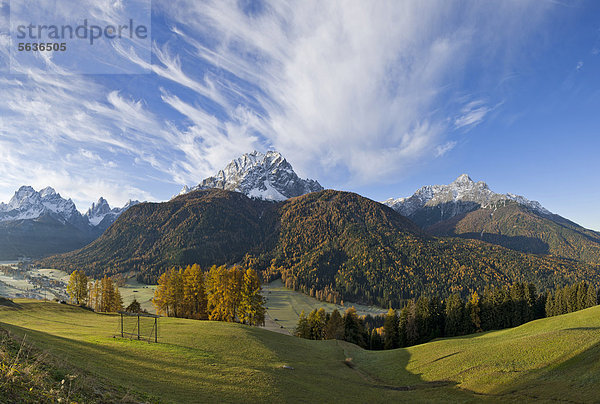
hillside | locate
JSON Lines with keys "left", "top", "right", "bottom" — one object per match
{"left": 428, "top": 201, "right": 600, "bottom": 265}
{"left": 1, "top": 300, "right": 599, "bottom": 402}
{"left": 40, "top": 189, "right": 600, "bottom": 306}
{"left": 40, "top": 190, "right": 278, "bottom": 283}
{"left": 384, "top": 175, "right": 600, "bottom": 266}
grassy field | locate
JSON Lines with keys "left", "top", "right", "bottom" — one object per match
{"left": 119, "top": 278, "right": 157, "bottom": 313}
{"left": 1, "top": 300, "right": 599, "bottom": 402}
{"left": 263, "top": 279, "right": 387, "bottom": 333}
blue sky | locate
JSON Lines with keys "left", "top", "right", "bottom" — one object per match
{"left": 0, "top": 0, "right": 599, "bottom": 230}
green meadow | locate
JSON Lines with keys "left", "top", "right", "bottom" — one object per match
{"left": 263, "top": 279, "right": 387, "bottom": 333}
{"left": 1, "top": 300, "right": 599, "bottom": 403}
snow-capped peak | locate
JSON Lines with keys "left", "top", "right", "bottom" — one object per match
{"left": 177, "top": 150, "right": 323, "bottom": 201}
{"left": 383, "top": 174, "right": 551, "bottom": 218}
{"left": 453, "top": 174, "right": 473, "bottom": 184}
{"left": 85, "top": 198, "right": 140, "bottom": 227}
{"left": 39, "top": 186, "right": 57, "bottom": 198}
{"left": 0, "top": 185, "right": 79, "bottom": 223}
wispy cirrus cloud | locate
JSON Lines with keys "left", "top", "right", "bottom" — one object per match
{"left": 0, "top": 0, "right": 557, "bottom": 209}
{"left": 152, "top": 0, "right": 554, "bottom": 185}
{"left": 454, "top": 100, "right": 492, "bottom": 130}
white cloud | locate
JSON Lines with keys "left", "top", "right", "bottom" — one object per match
{"left": 157, "top": 0, "right": 551, "bottom": 185}
{"left": 0, "top": 0, "right": 556, "bottom": 206}
{"left": 454, "top": 100, "right": 492, "bottom": 130}
{"left": 435, "top": 141, "right": 458, "bottom": 157}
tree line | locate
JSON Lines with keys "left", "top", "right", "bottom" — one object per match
{"left": 296, "top": 281, "right": 599, "bottom": 350}
{"left": 152, "top": 264, "right": 266, "bottom": 326}
{"left": 66, "top": 270, "right": 123, "bottom": 312}
{"left": 545, "top": 282, "right": 598, "bottom": 317}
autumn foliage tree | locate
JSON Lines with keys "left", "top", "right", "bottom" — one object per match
{"left": 87, "top": 275, "right": 122, "bottom": 312}
{"left": 153, "top": 264, "right": 265, "bottom": 325}
{"left": 66, "top": 270, "right": 88, "bottom": 305}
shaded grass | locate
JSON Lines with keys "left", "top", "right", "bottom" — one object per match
{"left": 351, "top": 305, "right": 600, "bottom": 402}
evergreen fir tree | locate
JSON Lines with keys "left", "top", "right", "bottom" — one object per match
{"left": 383, "top": 308, "right": 399, "bottom": 349}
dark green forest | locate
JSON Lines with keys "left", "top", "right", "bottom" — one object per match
{"left": 296, "top": 281, "right": 599, "bottom": 350}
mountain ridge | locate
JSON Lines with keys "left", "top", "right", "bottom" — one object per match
{"left": 383, "top": 174, "right": 550, "bottom": 222}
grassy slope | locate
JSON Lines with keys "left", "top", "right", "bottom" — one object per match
{"left": 352, "top": 305, "right": 600, "bottom": 402}
{"left": 263, "top": 279, "right": 387, "bottom": 333}
{"left": 1, "top": 301, "right": 599, "bottom": 403}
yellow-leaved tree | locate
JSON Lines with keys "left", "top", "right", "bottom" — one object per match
{"left": 66, "top": 270, "right": 88, "bottom": 305}
{"left": 183, "top": 264, "right": 207, "bottom": 319}
{"left": 238, "top": 268, "right": 265, "bottom": 326}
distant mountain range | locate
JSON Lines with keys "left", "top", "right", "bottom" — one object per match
{"left": 39, "top": 188, "right": 599, "bottom": 306}
{"left": 0, "top": 186, "right": 138, "bottom": 259}
{"left": 8, "top": 151, "right": 600, "bottom": 299}
{"left": 383, "top": 175, "right": 600, "bottom": 265}
{"left": 177, "top": 150, "right": 323, "bottom": 201}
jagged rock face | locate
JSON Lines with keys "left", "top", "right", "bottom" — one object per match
{"left": 85, "top": 198, "right": 140, "bottom": 228}
{"left": 383, "top": 174, "right": 550, "bottom": 227}
{"left": 179, "top": 150, "right": 323, "bottom": 201}
{"left": 0, "top": 186, "right": 81, "bottom": 224}
{"left": 0, "top": 186, "right": 139, "bottom": 228}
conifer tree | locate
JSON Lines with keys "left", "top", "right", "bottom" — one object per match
{"left": 100, "top": 276, "right": 114, "bottom": 312}
{"left": 586, "top": 284, "right": 598, "bottom": 308}
{"left": 238, "top": 268, "right": 265, "bottom": 326}
{"left": 398, "top": 304, "right": 409, "bottom": 347}
{"left": 370, "top": 328, "right": 383, "bottom": 350}
{"left": 343, "top": 307, "right": 366, "bottom": 348}
{"left": 206, "top": 265, "right": 241, "bottom": 322}
{"left": 183, "top": 264, "right": 207, "bottom": 319}
{"left": 153, "top": 268, "right": 183, "bottom": 316}
{"left": 324, "top": 309, "right": 344, "bottom": 340}
{"left": 576, "top": 282, "right": 588, "bottom": 311}
{"left": 295, "top": 310, "right": 311, "bottom": 338}
{"left": 126, "top": 298, "right": 142, "bottom": 313}
{"left": 545, "top": 291, "right": 555, "bottom": 317}
{"left": 153, "top": 270, "right": 172, "bottom": 316}
{"left": 383, "top": 308, "right": 399, "bottom": 349}
{"left": 444, "top": 294, "right": 464, "bottom": 337}
{"left": 307, "top": 308, "right": 326, "bottom": 340}
{"left": 112, "top": 285, "right": 124, "bottom": 312}
{"left": 404, "top": 301, "right": 419, "bottom": 346}
{"left": 467, "top": 291, "right": 481, "bottom": 332}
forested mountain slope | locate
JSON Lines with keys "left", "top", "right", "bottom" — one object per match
{"left": 39, "top": 189, "right": 600, "bottom": 307}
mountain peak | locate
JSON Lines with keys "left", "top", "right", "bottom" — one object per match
{"left": 39, "top": 186, "right": 57, "bottom": 197}
{"left": 383, "top": 175, "right": 550, "bottom": 221}
{"left": 453, "top": 174, "right": 473, "bottom": 184}
{"left": 85, "top": 198, "right": 140, "bottom": 227}
{"left": 0, "top": 185, "right": 79, "bottom": 223}
{"left": 178, "top": 150, "right": 323, "bottom": 201}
